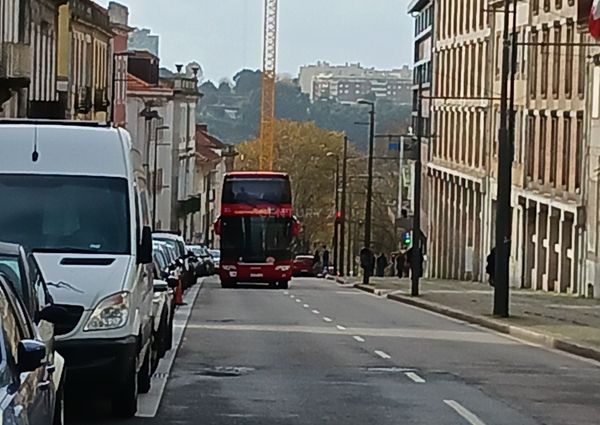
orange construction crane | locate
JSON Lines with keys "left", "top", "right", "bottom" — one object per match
{"left": 259, "top": 0, "right": 278, "bottom": 171}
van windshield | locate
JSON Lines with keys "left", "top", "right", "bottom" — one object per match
{"left": 0, "top": 174, "right": 130, "bottom": 255}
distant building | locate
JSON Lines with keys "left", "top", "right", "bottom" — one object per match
{"left": 128, "top": 28, "right": 159, "bottom": 57}
{"left": 300, "top": 62, "right": 412, "bottom": 104}
{"left": 108, "top": 1, "right": 132, "bottom": 127}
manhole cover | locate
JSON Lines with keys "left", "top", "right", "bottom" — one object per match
{"left": 195, "top": 366, "right": 255, "bottom": 377}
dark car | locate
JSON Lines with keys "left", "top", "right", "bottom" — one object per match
{"left": 153, "top": 232, "right": 196, "bottom": 289}
{"left": 188, "top": 245, "right": 215, "bottom": 276}
{"left": 293, "top": 255, "right": 316, "bottom": 277}
{"left": 0, "top": 242, "right": 66, "bottom": 422}
{"left": 0, "top": 272, "right": 61, "bottom": 425}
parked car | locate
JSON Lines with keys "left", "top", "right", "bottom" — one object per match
{"left": 0, "top": 243, "right": 67, "bottom": 424}
{"left": 209, "top": 249, "right": 221, "bottom": 270}
{"left": 0, "top": 272, "right": 63, "bottom": 425}
{"left": 189, "top": 245, "right": 214, "bottom": 276}
{"left": 293, "top": 255, "right": 316, "bottom": 277}
{"left": 153, "top": 232, "right": 196, "bottom": 288}
{"left": 151, "top": 249, "right": 176, "bottom": 364}
{"left": 0, "top": 121, "right": 155, "bottom": 418}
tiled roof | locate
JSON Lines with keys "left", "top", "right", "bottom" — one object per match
{"left": 127, "top": 73, "right": 172, "bottom": 94}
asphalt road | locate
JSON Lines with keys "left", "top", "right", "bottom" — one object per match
{"left": 69, "top": 277, "right": 600, "bottom": 424}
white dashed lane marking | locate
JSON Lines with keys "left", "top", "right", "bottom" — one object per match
{"left": 374, "top": 350, "right": 391, "bottom": 360}
{"left": 405, "top": 372, "right": 426, "bottom": 383}
{"left": 336, "top": 325, "right": 346, "bottom": 331}
{"left": 303, "top": 304, "right": 309, "bottom": 308}
{"left": 312, "top": 310, "right": 320, "bottom": 314}
{"left": 444, "top": 400, "right": 487, "bottom": 425}
{"left": 353, "top": 336, "right": 365, "bottom": 342}
{"left": 323, "top": 317, "right": 333, "bottom": 323}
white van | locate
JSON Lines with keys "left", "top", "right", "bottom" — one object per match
{"left": 0, "top": 120, "right": 154, "bottom": 417}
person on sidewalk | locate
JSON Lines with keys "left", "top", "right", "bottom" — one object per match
{"left": 406, "top": 246, "right": 423, "bottom": 278}
{"left": 322, "top": 245, "right": 330, "bottom": 275}
{"left": 376, "top": 252, "right": 388, "bottom": 277}
{"left": 395, "top": 251, "right": 406, "bottom": 278}
{"left": 486, "top": 238, "right": 510, "bottom": 287}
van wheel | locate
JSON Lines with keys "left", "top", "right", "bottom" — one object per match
{"left": 53, "top": 373, "right": 65, "bottom": 425}
{"left": 138, "top": 346, "right": 152, "bottom": 394}
{"left": 278, "top": 281, "right": 289, "bottom": 289}
{"left": 112, "top": 358, "right": 138, "bottom": 418}
{"left": 158, "top": 309, "right": 169, "bottom": 358}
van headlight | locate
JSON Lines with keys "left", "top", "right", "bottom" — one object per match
{"left": 84, "top": 292, "right": 130, "bottom": 331}
{"left": 222, "top": 265, "right": 237, "bottom": 271}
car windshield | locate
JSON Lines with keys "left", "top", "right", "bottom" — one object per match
{"left": 155, "top": 237, "right": 184, "bottom": 258}
{"left": 220, "top": 216, "right": 293, "bottom": 262}
{"left": 0, "top": 175, "right": 130, "bottom": 254}
{"left": 222, "top": 178, "right": 291, "bottom": 205}
{"left": 190, "top": 246, "right": 208, "bottom": 257}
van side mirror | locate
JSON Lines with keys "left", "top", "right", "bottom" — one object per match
{"left": 35, "top": 305, "right": 68, "bottom": 324}
{"left": 17, "top": 340, "right": 46, "bottom": 373}
{"left": 137, "top": 226, "right": 153, "bottom": 264}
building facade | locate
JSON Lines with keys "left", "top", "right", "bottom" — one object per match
{"left": 57, "top": 0, "right": 113, "bottom": 121}
{"left": 108, "top": 1, "right": 131, "bottom": 126}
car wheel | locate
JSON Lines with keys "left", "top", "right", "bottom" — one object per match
{"left": 278, "top": 281, "right": 289, "bottom": 290}
{"left": 138, "top": 346, "right": 152, "bottom": 394}
{"left": 53, "top": 373, "right": 65, "bottom": 425}
{"left": 112, "top": 357, "right": 138, "bottom": 418}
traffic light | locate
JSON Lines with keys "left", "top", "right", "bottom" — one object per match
{"left": 402, "top": 231, "right": 412, "bottom": 246}
{"left": 335, "top": 210, "right": 342, "bottom": 224}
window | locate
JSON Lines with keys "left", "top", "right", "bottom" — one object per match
{"left": 550, "top": 115, "right": 558, "bottom": 185}
{"left": 532, "top": 0, "right": 539, "bottom": 14}
{"left": 0, "top": 175, "right": 131, "bottom": 255}
{"left": 578, "top": 35, "right": 586, "bottom": 98}
{"left": 530, "top": 30, "right": 538, "bottom": 98}
{"left": 27, "top": 255, "right": 51, "bottom": 314}
{"left": 543, "top": 0, "right": 550, "bottom": 12}
{"left": 541, "top": 28, "right": 550, "bottom": 98}
{"left": 539, "top": 115, "right": 547, "bottom": 182}
{"left": 562, "top": 117, "right": 571, "bottom": 188}
{"left": 527, "top": 114, "right": 536, "bottom": 180}
{"left": 555, "top": 0, "right": 562, "bottom": 9}
{"left": 0, "top": 256, "right": 22, "bottom": 302}
{"left": 552, "top": 26, "right": 561, "bottom": 98}
{"left": 565, "top": 22, "right": 574, "bottom": 98}
{"left": 576, "top": 114, "right": 583, "bottom": 190}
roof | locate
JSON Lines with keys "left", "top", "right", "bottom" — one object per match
{"left": 226, "top": 171, "right": 289, "bottom": 179}
{"left": 195, "top": 145, "right": 221, "bottom": 163}
{"left": 0, "top": 242, "right": 21, "bottom": 256}
{"left": 196, "top": 126, "right": 227, "bottom": 149}
{"left": 127, "top": 73, "right": 172, "bottom": 94}
{"left": 407, "top": 0, "right": 431, "bottom": 13}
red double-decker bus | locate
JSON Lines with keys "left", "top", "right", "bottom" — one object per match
{"left": 214, "top": 171, "right": 299, "bottom": 289}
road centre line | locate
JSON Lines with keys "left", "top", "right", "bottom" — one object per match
{"left": 405, "top": 372, "right": 426, "bottom": 383}
{"left": 290, "top": 294, "right": 295, "bottom": 298}
{"left": 323, "top": 317, "right": 333, "bottom": 322}
{"left": 336, "top": 325, "right": 346, "bottom": 330}
{"left": 283, "top": 291, "right": 289, "bottom": 295}
{"left": 296, "top": 299, "right": 301, "bottom": 303}
{"left": 374, "top": 350, "right": 391, "bottom": 359}
{"left": 303, "top": 304, "right": 310, "bottom": 308}
{"left": 443, "top": 400, "right": 487, "bottom": 425}
{"left": 312, "top": 310, "right": 320, "bottom": 314}
{"left": 353, "top": 336, "right": 365, "bottom": 342}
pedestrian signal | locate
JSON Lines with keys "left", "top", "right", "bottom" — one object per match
{"left": 402, "top": 231, "right": 412, "bottom": 246}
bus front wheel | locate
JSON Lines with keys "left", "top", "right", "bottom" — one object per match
{"left": 221, "top": 280, "right": 236, "bottom": 288}
{"left": 278, "top": 281, "right": 289, "bottom": 290}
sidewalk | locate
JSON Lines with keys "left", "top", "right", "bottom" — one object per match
{"left": 332, "top": 275, "right": 600, "bottom": 362}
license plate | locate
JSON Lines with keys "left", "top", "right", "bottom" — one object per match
{"left": 250, "top": 273, "right": 263, "bottom": 278}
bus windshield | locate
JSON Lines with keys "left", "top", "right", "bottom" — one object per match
{"left": 222, "top": 178, "right": 291, "bottom": 205}
{"left": 220, "top": 216, "right": 293, "bottom": 263}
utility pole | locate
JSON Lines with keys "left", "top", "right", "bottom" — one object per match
{"left": 411, "top": 80, "right": 423, "bottom": 297}
{"left": 358, "top": 100, "right": 375, "bottom": 285}
{"left": 493, "top": 0, "right": 514, "bottom": 317}
{"left": 339, "top": 135, "right": 348, "bottom": 276}
{"left": 333, "top": 159, "right": 340, "bottom": 275}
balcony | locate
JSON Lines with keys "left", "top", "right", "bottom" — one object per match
{"left": 75, "top": 86, "right": 92, "bottom": 114}
{"left": 93, "top": 88, "right": 109, "bottom": 111}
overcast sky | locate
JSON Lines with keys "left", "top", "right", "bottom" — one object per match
{"left": 97, "top": 0, "right": 414, "bottom": 82}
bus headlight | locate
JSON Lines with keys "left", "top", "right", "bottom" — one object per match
{"left": 84, "top": 292, "right": 130, "bottom": 331}
{"left": 222, "top": 265, "right": 237, "bottom": 271}
{"left": 275, "top": 265, "right": 291, "bottom": 272}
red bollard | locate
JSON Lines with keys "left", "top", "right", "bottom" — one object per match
{"left": 174, "top": 278, "right": 185, "bottom": 306}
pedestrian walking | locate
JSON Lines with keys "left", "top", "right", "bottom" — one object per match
{"left": 395, "top": 251, "right": 406, "bottom": 278}
{"left": 376, "top": 252, "right": 388, "bottom": 277}
{"left": 486, "top": 247, "right": 496, "bottom": 287}
{"left": 322, "top": 245, "right": 330, "bottom": 275}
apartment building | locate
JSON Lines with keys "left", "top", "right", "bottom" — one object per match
{"left": 427, "top": 0, "right": 491, "bottom": 281}
{"left": 108, "top": 1, "right": 131, "bottom": 127}
{"left": 57, "top": 0, "right": 113, "bottom": 121}
{"left": 0, "top": 0, "right": 66, "bottom": 118}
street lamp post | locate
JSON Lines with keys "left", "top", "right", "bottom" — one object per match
{"left": 358, "top": 99, "right": 375, "bottom": 285}
{"left": 339, "top": 135, "right": 348, "bottom": 276}
{"left": 152, "top": 125, "right": 170, "bottom": 230}
{"left": 327, "top": 152, "right": 340, "bottom": 275}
